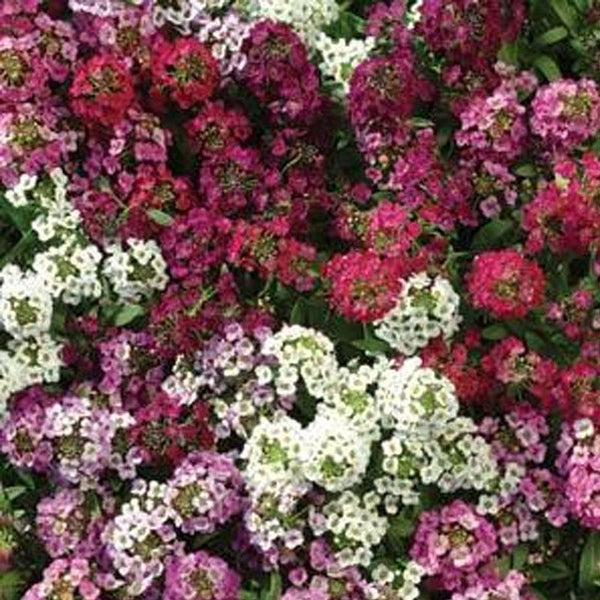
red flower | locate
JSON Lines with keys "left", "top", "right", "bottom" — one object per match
{"left": 151, "top": 37, "right": 219, "bottom": 110}
{"left": 323, "top": 250, "right": 404, "bottom": 322}
{"left": 466, "top": 249, "right": 546, "bottom": 319}
{"left": 70, "top": 54, "right": 134, "bottom": 126}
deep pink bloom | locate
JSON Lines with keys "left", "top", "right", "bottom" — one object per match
{"left": 70, "top": 54, "right": 134, "bottom": 126}
{"left": 466, "top": 250, "right": 546, "bottom": 319}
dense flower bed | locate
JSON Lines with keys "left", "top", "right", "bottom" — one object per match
{"left": 0, "top": 1, "right": 599, "bottom": 599}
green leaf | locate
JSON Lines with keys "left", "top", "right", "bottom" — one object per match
{"left": 352, "top": 337, "right": 390, "bottom": 355}
{"left": 533, "top": 55, "right": 562, "bottom": 81}
{"left": 531, "top": 558, "right": 571, "bottom": 582}
{"left": 113, "top": 304, "right": 145, "bottom": 327}
{"left": 511, "top": 544, "right": 529, "bottom": 570}
{"left": 482, "top": 324, "right": 509, "bottom": 340}
{"left": 535, "top": 26, "right": 569, "bottom": 46}
{"left": 498, "top": 41, "right": 519, "bottom": 66}
{"left": 514, "top": 164, "right": 538, "bottom": 178}
{"left": 260, "top": 573, "right": 282, "bottom": 600}
{"left": 550, "top": 0, "right": 579, "bottom": 30}
{"left": 525, "top": 330, "right": 547, "bottom": 353}
{"left": 147, "top": 209, "right": 174, "bottom": 226}
{"left": 580, "top": 531, "right": 600, "bottom": 589}
{"left": 471, "top": 219, "right": 513, "bottom": 249}
{"left": 0, "top": 571, "right": 24, "bottom": 600}
{"left": 290, "top": 299, "right": 307, "bottom": 325}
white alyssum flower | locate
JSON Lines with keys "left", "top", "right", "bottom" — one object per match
{"left": 241, "top": 414, "right": 308, "bottom": 497}
{"left": 196, "top": 13, "right": 251, "bottom": 77}
{"left": 33, "top": 241, "right": 102, "bottom": 304}
{"left": 319, "top": 361, "right": 381, "bottom": 440}
{"left": 315, "top": 33, "right": 376, "bottom": 95}
{"left": 433, "top": 417, "right": 498, "bottom": 494}
{"left": 162, "top": 355, "right": 202, "bottom": 406}
{"left": 0, "top": 267, "right": 53, "bottom": 339}
{"left": 244, "top": 488, "right": 307, "bottom": 553}
{"left": 0, "top": 337, "right": 63, "bottom": 422}
{"left": 69, "top": 0, "right": 144, "bottom": 17}
{"left": 369, "top": 561, "right": 425, "bottom": 600}
{"left": 375, "top": 272, "right": 462, "bottom": 356}
{"left": 312, "top": 491, "right": 388, "bottom": 568}
{"left": 153, "top": 0, "right": 230, "bottom": 31}
{"left": 301, "top": 412, "right": 372, "bottom": 492}
{"left": 5, "top": 169, "right": 68, "bottom": 210}
{"left": 376, "top": 357, "right": 459, "bottom": 436}
{"left": 102, "top": 480, "right": 176, "bottom": 596}
{"left": 376, "top": 435, "right": 430, "bottom": 508}
{"left": 242, "top": 0, "right": 339, "bottom": 49}
{"left": 32, "top": 201, "right": 82, "bottom": 243}
{"left": 8, "top": 334, "right": 63, "bottom": 385}
{"left": 103, "top": 238, "right": 168, "bottom": 302}
{"left": 262, "top": 325, "right": 338, "bottom": 398}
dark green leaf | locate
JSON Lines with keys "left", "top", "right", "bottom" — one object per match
{"left": 511, "top": 544, "right": 529, "bottom": 570}
{"left": 147, "top": 209, "right": 174, "bottom": 226}
{"left": 482, "top": 324, "right": 509, "bottom": 340}
{"left": 352, "top": 337, "right": 390, "bottom": 355}
{"left": 535, "top": 26, "right": 569, "bottom": 46}
{"left": 113, "top": 304, "right": 145, "bottom": 327}
{"left": 579, "top": 531, "right": 600, "bottom": 589}
{"left": 534, "top": 55, "right": 562, "bottom": 81}
{"left": 471, "top": 219, "right": 513, "bottom": 249}
{"left": 525, "top": 331, "right": 547, "bottom": 353}
{"left": 290, "top": 299, "right": 307, "bottom": 325}
{"left": 531, "top": 558, "right": 571, "bottom": 582}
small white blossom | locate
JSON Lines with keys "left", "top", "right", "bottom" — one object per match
{"left": 103, "top": 238, "right": 168, "bottom": 302}
{"left": 242, "top": 0, "right": 339, "bottom": 49}
{"left": 302, "top": 412, "right": 372, "bottom": 492}
{"left": 33, "top": 241, "right": 102, "bottom": 304}
{"left": 375, "top": 272, "right": 462, "bottom": 356}
{"left": 0, "top": 267, "right": 53, "bottom": 339}
{"left": 315, "top": 33, "right": 376, "bottom": 95}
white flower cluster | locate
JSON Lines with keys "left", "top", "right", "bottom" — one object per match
{"left": 375, "top": 272, "right": 462, "bottom": 356}
{"left": 102, "top": 480, "right": 177, "bottom": 596}
{"left": 237, "top": 325, "right": 497, "bottom": 577}
{"left": 369, "top": 561, "right": 425, "bottom": 600}
{"left": 376, "top": 357, "right": 459, "bottom": 436}
{"left": 33, "top": 241, "right": 103, "bottom": 305}
{"left": 68, "top": 0, "right": 144, "bottom": 17}
{"left": 375, "top": 417, "right": 498, "bottom": 511}
{"left": 311, "top": 491, "right": 388, "bottom": 568}
{"left": 6, "top": 170, "right": 81, "bottom": 243}
{"left": 0, "top": 266, "right": 53, "bottom": 340}
{"left": 319, "top": 361, "right": 381, "bottom": 440}
{"left": 103, "top": 238, "right": 168, "bottom": 302}
{"left": 262, "top": 324, "right": 338, "bottom": 398}
{"left": 153, "top": 0, "right": 230, "bottom": 31}
{"left": 314, "top": 33, "right": 376, "bottom": 96}
{"left": 196, "top": 13, "right": 251, "bottom": 77}
{"left": 162, "top": 355, "right": 203, "bottom": 407}
{"left": 43, "top": 394, "right": 137, "bottom": 486}
{"left": 241, "top": 414, "right": 308, "bottom": 497}
{"left": 302, "top": 412, "right": 371, "bottom": 492}
{"left": 244, "top": 489, "right": 306, "bottom": 555}
{"left": 0, "top": 266, "right": 62, "bottom": 417}
{"left": 242, "top": 0, "right": 339, "bottom": 49}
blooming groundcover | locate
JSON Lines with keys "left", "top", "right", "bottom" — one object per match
{"left": 1, "top": 0, "right": 600, "bottom": 598}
